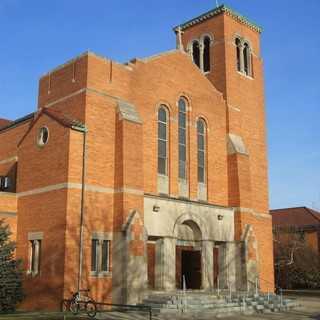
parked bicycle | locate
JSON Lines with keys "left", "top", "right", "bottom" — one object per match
{"left": 67, "top": 289, "right": 97, "bottom": 318}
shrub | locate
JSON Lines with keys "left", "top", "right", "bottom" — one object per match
{"left": 0, "top": 220, "right": 23, "bottom": 312}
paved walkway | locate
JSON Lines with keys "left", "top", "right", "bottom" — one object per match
{"left": 95, "top": 296, "right": 320, "bottom": 320}
{"left": 0, "top": 296, "right": 319, "bottom": 320}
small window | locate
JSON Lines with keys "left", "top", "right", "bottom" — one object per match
{"left": 235, "top": 38, "right": 241, "bottom": 72}
{"left": 203, "top": 36, "right": 211, "bottom": 73}
{"left": 37, "top": 127, "right": 49, "bottom": 146}
{"left": 29, "top": 239, "right": 41, "bottom": 276}
{"left": 178, "top": 98, "right": 187, "bottom": 180}
{"left": 192, "top": 41, "right": 200, "bottom": 68}
{"left": 91, "top": 238, "right": 110, "bottom": 275}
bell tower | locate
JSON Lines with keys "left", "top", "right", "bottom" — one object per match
{"left": 174, "top": 5, "right": 274, "bottom": 292}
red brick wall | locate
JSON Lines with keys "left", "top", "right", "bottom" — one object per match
{"left": 0, "top": 7, "right": 275, "bottom": 309}
{"left": 180, "top": 11, "right": 273, "bottom": 291}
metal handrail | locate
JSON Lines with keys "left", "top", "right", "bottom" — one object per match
{"left": 253, "top": 275, "right": 282, "bottom": 291}
{"left": 248, "top": 276, "right": 284, "bottom": 306}
{"left": 61, "top": 299, "right": 153, "bottom": 320}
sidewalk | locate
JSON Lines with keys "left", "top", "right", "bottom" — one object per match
{"left": 0, "top": 296, "right": 319, "bottom": 320}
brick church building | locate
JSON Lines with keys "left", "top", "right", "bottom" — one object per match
{"left": 0, "top": 5, "right": 274, "bottom": 310}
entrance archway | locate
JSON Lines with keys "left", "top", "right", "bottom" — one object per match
{"left": 174, "top": 217, "right": 203, "bottom": 290}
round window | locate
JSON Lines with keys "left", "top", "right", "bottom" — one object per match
{"left": 37, "top": 127, "right": 49, "bottom": 146}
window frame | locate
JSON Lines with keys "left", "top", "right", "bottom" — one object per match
{"left": 91, "top": 233, "right": 111, "bottom": 277}
{"left": 197, "top": 118, "right": 207, "bottom": 184}
{"left": 191, "top": 40, "right": 201, "bottom": 68}
{"left": 243, "top": 42, "right": 251, "bottom": 76}
{"left": 235, "top": 36, "right": 253, "bottom": 78}
{"left": 178, "top": 97, "right": 188, "bottom": 180}
{"left": 27, "top": 232, "right": 43, "bottom": 277}
{"left": 202, "top": 35, "right": 212, "bottom": 73}
{"left": 37, "top": 126, "right": 50, "bottom": 147}
{"left": 0, "top": 176, "right": 10, "bottom": 191}
{"left": 157, "top": 105, "right": 169, "bottom": 176}
{"left": 235, "top": 37, "right": 242, "bottom": 72}
{"left": 188, "top": 34, "right": 213, "bottom": 74}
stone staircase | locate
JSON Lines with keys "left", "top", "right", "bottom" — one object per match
{"left": 137, "top": 291, "right": 299, "bottom": 316}
{"left": 232, "top": 292, "right": 300, "bottom": 313}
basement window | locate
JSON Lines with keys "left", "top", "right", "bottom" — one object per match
{"left": 37, "top": 127, "right": 49, "bottom": 147}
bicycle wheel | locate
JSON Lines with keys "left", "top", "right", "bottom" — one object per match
{"left": 61, "top": 299, "right": 69, "bottom": 312}
{"left": 86, "top": 300, "right": 97, "bottom": 318}
{"left": 69, "top": 300, "right": 79, "bottom": 315}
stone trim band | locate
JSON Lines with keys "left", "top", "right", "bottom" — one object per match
{"left": 17, "top": 183, "right": 143, "bottom": 198}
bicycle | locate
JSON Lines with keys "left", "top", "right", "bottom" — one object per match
{"left": 68, "top": 289, "right": 97, "bottom": 318}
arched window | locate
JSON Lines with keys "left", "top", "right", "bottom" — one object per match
{"left": 203, "top": 36, "right": 211, "bottom": 73}
{"left": 235, "top": 38, "right": 241, "bottom": 72}
{"left": 158, "top": 106, "right": 168, "bottom": 175}
{"left": 178, "top": 98, "right": 187, "bottom": 180}
{"left": 243, "top": 42, "right": 251, "bottom": 76}
{"left": 197, "top": 119, "right": 206, "bottom": 183}
{"left": 192, "top": 41, "right": 200, "bottom": 68}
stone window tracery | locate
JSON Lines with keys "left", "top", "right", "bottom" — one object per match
{"left": 188, "top": 35, "right": 213, "bottom": 73}
{"left": 235, "top": 37, "right": 252, "bottom": 77}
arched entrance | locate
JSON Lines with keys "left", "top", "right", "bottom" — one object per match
{"left": 174, "top": 218, "right": 203, "bottom": 290}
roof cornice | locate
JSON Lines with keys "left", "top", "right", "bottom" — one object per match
{"left": 173, "top": 4, "right": 262, "bottom": 34}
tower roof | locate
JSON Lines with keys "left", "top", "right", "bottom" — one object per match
{"left": 173, "top": 4, "right": 262, "bottom": 34}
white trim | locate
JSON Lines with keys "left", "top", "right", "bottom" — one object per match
{"left": 28, "top": 232, "right": 43, "bottom": 240}
{"left": 227, "top": 104, "right": 241, "bottom": 112}
{"left": 0, "top": 192, "right": 16, "bottom": 198}
{"left": 233, "top": 207, "right": 271, "bottom": 219}
{"left": 43, "top": 87, "right": 123, "bottom": 109}
{"left": 0, "top": 156, "right": 18, "bottom": 165}
{"left": 0, "top": 211, "right": 17, "bottom": 217}
{"left": 117, "top": 187, "right": 144, "bottom": 196}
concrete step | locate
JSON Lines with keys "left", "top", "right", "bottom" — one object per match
{"left": 141, "top": 291, "right": 299, "bottom": 316}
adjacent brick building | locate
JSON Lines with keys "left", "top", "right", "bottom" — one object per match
{"left": 0, "top": 5, "right": 274, "bottom": 310}
{"left": 271, "top": 207, "right": 320, "bottom": 255}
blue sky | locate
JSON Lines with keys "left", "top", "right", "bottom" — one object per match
{"left": 0, "top": 0, "right": 319, "bottom": 210}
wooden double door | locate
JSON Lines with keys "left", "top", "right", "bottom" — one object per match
{"left": 176, "top": 246, "right": 201, "bottom": 289}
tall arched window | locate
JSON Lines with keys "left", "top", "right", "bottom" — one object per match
{"left": 243, "top": 42, "right": 250, "bottom": 76}
{"left": 203, "top": 36, "right": 211, "bottom": 73}
{"left": 192, "top": 41, "right": 200, "bottom": 68}
{"left": 178, "top": 98, "right": 187, "bottom": 180}
{"left": 158, "top": 106, "right": 168, "bottom": 175}
{"left": 197, "top": 119, "right": 206, "bottom": 183}
{"left": 235, "top": 38, "right": 241, "bottom": 72}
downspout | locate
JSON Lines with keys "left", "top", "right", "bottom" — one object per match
{"left": 74, "top": 125, "right": 88, "bottom": 292}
